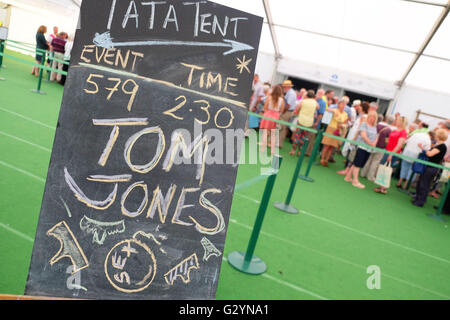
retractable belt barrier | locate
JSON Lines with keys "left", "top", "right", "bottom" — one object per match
{"left": 0, "top": 39, "right": 70, "bottom": 94}
{"left": 248, "top": 111, "right": 450, "bottom": 172}
{"left": 247, "top": 111, "right": 450, "bottom": 222}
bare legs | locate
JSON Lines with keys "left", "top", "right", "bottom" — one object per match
{"left": 344, "top": 165, "right": 365, "bottom": 188}
{"left": 320, "top": 145, "right": 334, "bottom": 166}
{"left": 32, "top": 60, "right": 41, "bottom": 76}
{"left": 260, "top": 129, "right": 278, "bottom": 155}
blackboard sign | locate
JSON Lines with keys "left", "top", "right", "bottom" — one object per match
{"left": 25, "top": 0, "right": 262, "bottom": 299}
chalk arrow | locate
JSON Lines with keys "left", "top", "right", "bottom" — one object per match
{"left": 93, "top": 31, "right": 254, "bottom": 56}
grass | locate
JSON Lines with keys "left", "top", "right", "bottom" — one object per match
{"left": 1, "top": 49, "right": 449, "bottom": 300}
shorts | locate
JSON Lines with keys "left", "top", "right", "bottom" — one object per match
{"left": 353, "top": 148, "right": 371, "bottom": 168}
{"left": 400, "top": 160, "right": 413, "bottom": 180}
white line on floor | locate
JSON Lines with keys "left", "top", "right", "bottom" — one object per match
{"left": 0, "top": 160, "right": 45, "bottom": 183}
{"left": 235, "top": 192, "right": 261, "bottom": 204}
{"left": 0, "top": 130, "right": 51, "bottom": 152}
{"left": 236, "top": 193, "right": 450, "bottom": 265}
{"left": 222, "top": 256, "right": 328, "bottom": 300}
{"left": 0, "top": 223, "right": 34, "bottom": 243}
{"left": 229, "top": 218, "right": 450, "bottom": 299}
{"left": 0, "top": 106, "right": 55, "bottom": 130}
{"left": 298, "top": 209, "right": 450, "bottom": 266}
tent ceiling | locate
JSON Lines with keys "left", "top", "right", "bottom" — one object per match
{"left": 5, "top": 0, "right": 449, "bottom": 94}
{"left": 213, "top": 0, "right": 450, "bottom": 94}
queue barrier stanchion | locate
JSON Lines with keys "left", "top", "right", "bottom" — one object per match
{"left": 228, "top": 155, "right": 283, "bottom": 275}
{"left": 274, "top": 138, "right": 309, "bottom": 214}
{"left": 46, "top": 52, "right": 53, "bottom": 82}
{"left": 0, "top": 39, "right": 5, "bottom": 68}
{"left": 0, "top": 40, "right": 5, "bottom": 80}
{"left": 299, "top": 128, "right": 324, "bottom": 182}
{"left": 31, "top": 53, "right": 46, "bottom": 95}
{"left": 427, "top": 180, "right": 449, "bottom": 223}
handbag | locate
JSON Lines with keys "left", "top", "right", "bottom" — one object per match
{"left": 375, "top": 162, "right": 393, "bottom": 188}
{"left": 412, "top": 151, "right": 428, "bottom": 174}
{"left": 440, "top": 162, "right": 450, "bottom": 182}
{"left": 289, "top": 117, "right": 299, "bottom": 132}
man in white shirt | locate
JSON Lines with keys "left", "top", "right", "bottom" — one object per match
{"left": 397, "top": 123, "right": 431, "bottom": 189}
{"left": 46, "top": 26, "right": 59, "bottom": 43}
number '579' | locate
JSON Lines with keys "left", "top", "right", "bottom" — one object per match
{"left": 84, "top": 73, "right": 139, "bottom": 112}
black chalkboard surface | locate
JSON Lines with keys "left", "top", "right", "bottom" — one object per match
{"left": 25, "top": 0, "right": 263, "bottom": 299}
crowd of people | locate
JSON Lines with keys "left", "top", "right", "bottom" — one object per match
{"left": 33, "top": 25, "right": 73, "bottom": 85}
{"left": 249, "top": 75, "right": 450, "bottom": 209}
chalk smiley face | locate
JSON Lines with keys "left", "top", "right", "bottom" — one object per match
{"left": 105, "top": 238, "right": 157, "bottom": 293}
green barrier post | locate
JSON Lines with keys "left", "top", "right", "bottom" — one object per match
{"left": 427, "top": 180, "right": 449, "bottom": 223}
{"left": 0, "top": 40, "right": 4, "bottom": 80}
{"left": 31, "top": 53, "right": 46, "bottom": 95}
{"left": 0, "top": 39, "right": 4, "bottom": 68}
{"left": 274, "top": 139, "right": 309, "bottom": 214}
{"left": 299, "top": 128, "right": 324, "bottom": 182}
{"left": 228, "top": 155, "right": 283, "bottom": 275}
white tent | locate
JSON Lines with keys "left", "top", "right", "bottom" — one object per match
{"left": 0, "top": 0, "right": 79, "bottom": 42}
{"left": 2, "top": 0, "right": 449, "bottom": 126}
{"left": 212, "top": 0, "right": 450, "bottom": 127}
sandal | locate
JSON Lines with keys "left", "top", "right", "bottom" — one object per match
{"left": 374, "top": 187, "right": 387, "bottom": 194}
{"left": 429, "top": 191, "right": 440, "bottom": 199}
{"left": 352, "top": 182, "right": 366, "bottom": 189}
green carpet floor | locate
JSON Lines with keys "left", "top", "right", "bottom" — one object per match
{"left": 1, "top": 49, "right": 449, "bottom": 299}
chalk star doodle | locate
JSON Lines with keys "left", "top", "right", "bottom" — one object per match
{"left": 235, "top": 55, "right": 252, "bottom": 74}
{"left": 164, "top": 253, "right": 199, "bottom": 286}
{"left": 200, "top": 237, "right": 222, "bottom": 261}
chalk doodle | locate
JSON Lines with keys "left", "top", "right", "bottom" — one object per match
{"left": 235, "top": 55, "right": 252, "bottom": 74}
{"left": 47, "top": 221, "right": 89, "bottom": 274}
{"left": 133, "top": 230, "right": 167, "bottom": 255}
{"left": 104, "top": 238, "right": 157, "bottom": 293}
{"left": 164, "top": 253, "right": 199, "bottom": 286}
{"left": 200, "top": 237, "right": 221, "bottom": 261}
{"left": 79, "top": 215, "right": 125, "bottom": 245}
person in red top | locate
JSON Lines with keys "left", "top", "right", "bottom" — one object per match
{"left": 374, "top": 116, "right": 409, "bottom": 195}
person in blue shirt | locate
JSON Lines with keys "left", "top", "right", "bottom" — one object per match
{"left": 329, "top": 96, "right": 352, "bottom": 119}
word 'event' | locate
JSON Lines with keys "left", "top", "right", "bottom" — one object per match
{"left": 108, "top": 0, "right": 248, "bottom": 38}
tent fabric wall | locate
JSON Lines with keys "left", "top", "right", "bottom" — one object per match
{"left": 392, "top": 85, "right": 450, "bottom": 129}
{"left": 3, "top": 0, "right": 78, "bottom": 49}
